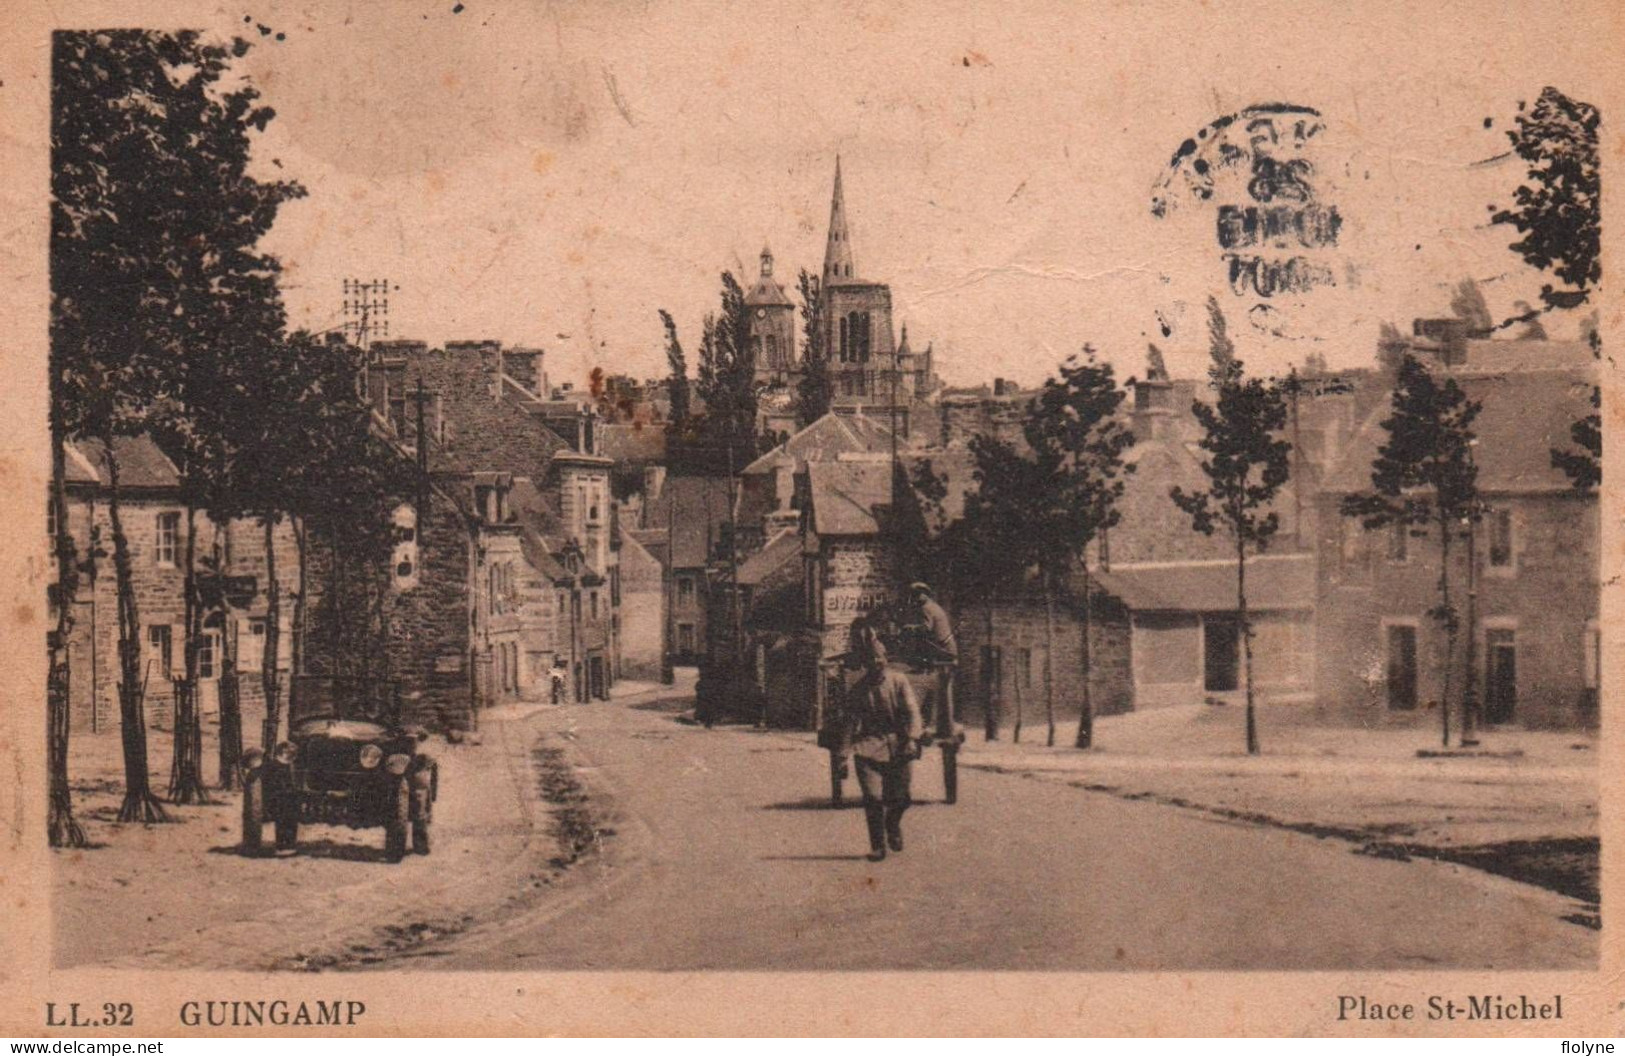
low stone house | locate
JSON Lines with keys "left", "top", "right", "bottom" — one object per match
{"left": 1314, "top": 357, "right": 1599, "bottom": 729}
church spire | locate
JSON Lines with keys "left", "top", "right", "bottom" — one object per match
{"left": 822, "top": 155, "right": 855, "bottom": 286}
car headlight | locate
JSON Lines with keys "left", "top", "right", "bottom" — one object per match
{"left": 385, "top": 753, "right": 411, "bottom": 776}
{"left": 358, "top": 744, "right": 384, "bottom": 770}
{"left": 273, "top": 741, "right": 298, "bottom": 765}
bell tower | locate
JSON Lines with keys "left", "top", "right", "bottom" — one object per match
{"left": 744, "top": 244, "right": 796, "bottom": 387}
{"left": 816, "top": 157, "right": 895, "bottom": 403}
{"left": 822, "top": 155, "right": 856, "bottom": 286}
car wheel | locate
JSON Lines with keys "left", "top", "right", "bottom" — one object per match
{"left": 384, "top": 777, "right": 410, "bottom": 862}
{"left": 241, "top": 774, "right": 265, "bottom": 855}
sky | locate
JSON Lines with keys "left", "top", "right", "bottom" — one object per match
{"left": 203, "top": 0, "right": 1618, "bottom": 389}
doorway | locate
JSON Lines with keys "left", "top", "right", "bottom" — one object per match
{"left": 1386, "top": 624, "right": 1418, "bottom": 710}
{"left": 1484, "top": 628, "right": 1517, "bottom": 724}
{"left": 588, "top": 655, "right": 605, "bottom": 701}
{"left": 1203, "top": 618, "right": 1239, "bottom": 692}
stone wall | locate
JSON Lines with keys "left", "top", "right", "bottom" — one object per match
{"left": 953, "top": 592, "right": 1134, "bottom": 733}
{"left": 1313, "top": 491, "right": 1599, "bottom": 729}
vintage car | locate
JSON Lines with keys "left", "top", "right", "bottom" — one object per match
{"left": 241, "top": 676, "right": 438, "bottom": 862}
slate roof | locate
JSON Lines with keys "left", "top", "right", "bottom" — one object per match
{"left": 66, "top": 436, "right": 181, "bottom": 490}
{"left": 599, "top": 422, "right": 667, "bottom": 463}
{"left": 1089, "top": 554, "right": 1316, "bottom": 613}
{"left": 805, "top": 459, "right": 893, "bottom": 537}
{"left": 643, "top": 475, "right": 733, "bottom": 568}
{"left": 398, "top": 348, "right": 569, "bottom": 476}
{"left": 627, "top": 526, "right": 670, "bottom": 569}
{"left": 737, "top": 527, "right": 803, "bottom": 586}
{"left": 744, "top": 275, "right": 794, "bottom": 308}
{"left": 1322, "top": 366, "right": 1596, "bottom": 495}
{"left": 741, "top": 411, "right": 893, "bottom": 475}
{"left": 509, "top": 478, "right": 570, "bottom": 580}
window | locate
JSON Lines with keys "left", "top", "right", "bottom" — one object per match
{"left": 558, "top": 592, "right": 567, "bottom": 616}
{"left": 243, "top": 617, "right": 267, "bottom": 672}
{"left": 1387, "top": 522, "right": 1409, "bottom": 563}
{"left": 1015, "top": 648, "right": 1036, "bottom": 692}
{"left": 197, "top": 632, "right": 217, "bottom": 680}
{"left": 677, "top": 623, "right": 695, "bottom": 655}
{"left": 147, "top": 625, "right": 172, "bottom": 678}
{"left": 1488, "top": 508, "right": 1515, "bottom": 570}
{"left": 47, "top": 499, "right": 55, "bottom": 542}
{"left": 155, "top": 512, "right": 180, "bottom": 567}
{"left": 590, "top": 591, "right": 599, "bottom": 620}
{"left": 391, "top": 505, "right": 419, "bottom": 589}
{"left": 1339, "top": 518, "right": 1370, "bottom": 576}
{"left": 677, "top": 575, "right": 695, "bottom": 607}
{"left": 588, "top": 485, "right": 600, "bottom": 524}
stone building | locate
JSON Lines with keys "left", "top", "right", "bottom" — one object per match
{"left": 356, "top": 339, "right": 627, "bottom": 715}
{"left": 1314, "top": 349, "right": 1598, "bottom": 729}
{"left": 49, "top": 435, "right": 300, "bottom": 737}
{"left": 638, "top": 473, "right": 733, "bottom": 666}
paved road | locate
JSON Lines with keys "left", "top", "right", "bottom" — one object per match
{"left": 434, "top": 696, "right": 1595, "bottom": 970}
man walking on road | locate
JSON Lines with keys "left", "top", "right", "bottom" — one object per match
{"left": 847, "top": 625, "right": 925, "bottom": 862}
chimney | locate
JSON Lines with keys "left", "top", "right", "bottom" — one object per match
{"left": 1131, "top": 376, "right": 1174, "bottom": 441}
{"left": 774, "top": 462, "right": 794, "bottom": 511}
{"left": 1412, "top": 318, "right": 1470, "bottom": 367}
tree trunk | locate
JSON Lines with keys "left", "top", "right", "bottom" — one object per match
{"left": 983, "top": 599, "right": 999, "bottom": 741}
{"left": 168, "top": 502, "right": 210, "bottom": 803}
{"left": 48, "top": 431, "right": 86, "bottom": 847}
{"left": 1239, "top": 535, "right": 1259, "bottom": 756}
{"left": 1437, "top": 515, "right": 1454, "bottom": 748}
{"left": 1043, "top": 573, "right": 1056, "bottom": 748}
{"left": 291, "top": 515, "right": 308, "bottom": 680}
{"left": 1075, "top": 563, "right": 1094, "bottom": 749}
{"left": 1012, "top": 634, "right": 1024, "bottom": 745}
{"left": 260, "top": 516, "right": 282, "bottom": 750}
{"left": 216, "top": 616, "right": 242, "bottom": 790}
{"left": 103, "top": 439, "right": 168, "bottom": 823}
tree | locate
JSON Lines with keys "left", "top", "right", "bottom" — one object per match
{"left": 1340, "top": 354, "right": 1482, "bottom": 747}
{"left": 959, "top": 434, "right": 1059, "bottom": 743}
{"left": 1376, "top": 321, "right": 1410, "bottom": 376}
{"left": 690, "top": 271, "right": 760, "bottom": 473}
{"left": 47, "top": 431, "right": 87, "bottom": 846}
{"left": 1551, "top": 329, "right": 1602, "bottom": 490}
{"left": 1170, "top": 304, "right": 1292, "bottom": 755}
{"left": 1205, "top": 295, "right": 1236, "bottom": 367}
{"left": 1490, "top": 87, "right": 1601, "bottom": 313}
{"left": 659, "top": 309, "right": 691, "bottom": 424}
{"left": 1027, "top": 349, "right": 1136, "bottom": 748}
{"left": 795, "top": 269, "right": 832, "bottom": 425}
{"left": 52, "top": 29, "right": 303, "bottom": 821}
